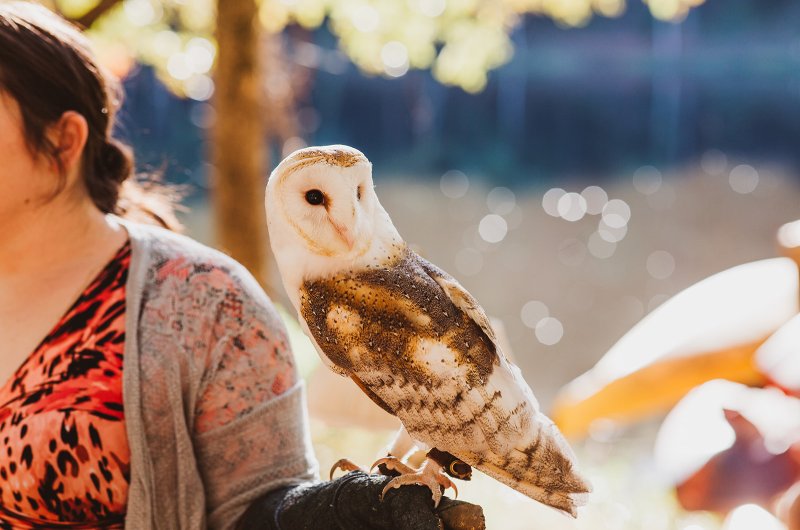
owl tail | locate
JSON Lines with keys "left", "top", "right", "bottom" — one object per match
{"left": 466, "top": 415, "right": 592, "bottom": 517}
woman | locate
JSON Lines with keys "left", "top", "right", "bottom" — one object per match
{"left": 0, "top": 3, "right": 479, "bottom": 529}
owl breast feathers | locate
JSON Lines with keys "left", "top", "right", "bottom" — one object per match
{"left": 300, "top": 246, "right": 590, "bottom": 515}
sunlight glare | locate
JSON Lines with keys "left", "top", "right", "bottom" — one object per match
{"left": 542, "top": 187, "right": 566, "bottom": 217}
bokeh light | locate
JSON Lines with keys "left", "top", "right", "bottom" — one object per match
{"left": 602, "top": 199, "right": 631, "bottom": 229}
{"left": 647, "top": 251, "right": 676, "bottom": 280}
{"left": 581, "top": 185, "right": 609, "bottom": 215}
{"left": 701, "top": 149, "right": 728, "bottom": 175}
{"left": 521, "top": 300, "right": 549, "bottom": 329}
{"left": 588, "top": 232, "right": 616, "bottom": 259}
{"left": 557, "top": 192, "right": 588, "bottom": 222}
{"left": 189, "top": 102, "right": 216, "bottom": 129}
{"left": 381, "top": 41, "right": 409, "bottom": 77}
{"left": 123, "top": 0, "right": 161, "bottom": 27}
{"left": 166, "top": 52, "right": 192, "bottom": 80}
{"left": 729, "top": 164, "right": 759, "bottom": 194}
{"left": 536, "top": 317, "right": 564, "bottom": 346}
{"left": 185, "top": 75, "right": 214, "bottom": 101}
{"left": 722, "top": 504, "right": 783, "bottom": 530}
{"left": 598, "top": 219, "right": 628, "bottom": 243}
{"left": 632, "top": 166, "right": 663, "bottom": 195}
{"left": 185, "top": 37, "right": 215, "bottom": 74}
{"left": 487, "top": 187, "right": 516, "bottom": 215}
{"left": 478, "top": 214, "right": 508, "bottom": 243}
{"left": 542, "top": 187, "right": 566, "bottom": 217}
{"left": 440, "top": 170, "right": 469, "bottom": 198}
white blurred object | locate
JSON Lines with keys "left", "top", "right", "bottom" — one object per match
{"left": 654, "top": 380, "right": 800, "bottom": 485}
{"left": 722, "top": 504, "right": 786, "bottom": 530}
{"left": 589, "top": 258, "right": 797, "bottom": 383}
{"left": 756, "top": 313, "right": 800, "bottom": 397}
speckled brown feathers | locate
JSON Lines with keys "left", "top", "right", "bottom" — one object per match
{"left": 300, "top": 247, "right": 496, "bottom": 386}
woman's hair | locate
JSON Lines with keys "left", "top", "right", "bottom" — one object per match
{"left": 0, "top": 2, "right": 181, "bottom": 230}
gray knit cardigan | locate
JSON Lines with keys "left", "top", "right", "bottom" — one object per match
{"left": 117, "top": 218, "right": 317, "bottom": 529}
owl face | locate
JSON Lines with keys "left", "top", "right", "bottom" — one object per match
{"left": 268, "top": 146, "right": 376, "bottom": 258}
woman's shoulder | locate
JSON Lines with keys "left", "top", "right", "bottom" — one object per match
{"left": 126, "top": 218, "right": 240, "bottom": 268}
{"left": 122, "top": 218, "right": 276, "bottom": 318}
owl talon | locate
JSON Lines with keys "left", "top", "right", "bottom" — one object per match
{"left": 329, "top": 458, "right": 365, "bottom": 480}
{"left": 377, "top": 458, "right": 456, "bottom": 507}
{"left": 370, "top": 456, "right": 417, "bottom": 476}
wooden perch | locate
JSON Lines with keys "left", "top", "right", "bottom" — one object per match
{"left": 438, "top": 497, "right": 487, "bottom": 530}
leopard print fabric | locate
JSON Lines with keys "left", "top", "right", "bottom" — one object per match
{"left": 0, "top": 241, "right": 131, "bottom": 528}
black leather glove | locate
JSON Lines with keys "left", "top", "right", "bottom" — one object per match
{"left": 236, "top": 471, "right": 485, "bottom": 530}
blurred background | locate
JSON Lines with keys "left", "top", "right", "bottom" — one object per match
{"left": 42, "top": 0, "right": 800, "bottom": 528}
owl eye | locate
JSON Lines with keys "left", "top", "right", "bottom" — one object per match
{"left": 357, "top": 186, "right": 362, "bottom": 201}
{"left": 305, "top": 189, "right": 325, "bottom": 206}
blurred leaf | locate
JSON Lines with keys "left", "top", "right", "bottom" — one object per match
{"left": 55, "top": 0, "right": 707, "bottom": 94}
{"left": 55, "top": 0, "right": 98, "bottom": 19}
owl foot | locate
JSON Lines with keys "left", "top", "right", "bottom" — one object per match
{"left": 329, "top": 458, "right": 366, "bottom": 480}
{"left": 375, "top": 457, "right": 457, "bottom": 507}
{"left": 370, "top": 455, "right": 417, "bottom": 476}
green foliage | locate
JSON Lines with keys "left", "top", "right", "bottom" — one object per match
{"left": 51, "top": 0, "right": 706, "bottom": 95}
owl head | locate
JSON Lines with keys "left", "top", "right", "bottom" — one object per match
{"left": 266, "top": 145, "right": 402, "bottom": 275}
{"left": 266, "top": 145, "right": 386, "bottom": 261}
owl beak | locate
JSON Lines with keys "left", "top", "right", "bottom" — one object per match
{"left": 332, "top": 221, "right": 356, "bottom": 250}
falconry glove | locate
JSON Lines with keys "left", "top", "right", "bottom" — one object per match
{"left": 236, "top": 471, "right": 485, "bottom": 530}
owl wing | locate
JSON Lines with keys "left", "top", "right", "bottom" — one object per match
{"left": 415, "top": 256, "right": 498, "bottom": 348}
{"left": 397, "top": 253, "right": 588, "bottom": 515}
{"left": 407, "top": 252, "right": 541, "bottom": 445}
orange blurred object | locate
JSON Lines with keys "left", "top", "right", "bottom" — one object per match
{"left": 552, "top": 258, "right": 797, "bottom": 438}
{"left": 777, "top": 482, "right": 800, "bottom": 530}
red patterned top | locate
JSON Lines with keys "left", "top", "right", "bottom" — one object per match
{"left": 0, "top": 241, "right": 131, "bottom": 528}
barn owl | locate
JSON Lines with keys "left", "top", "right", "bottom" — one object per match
{"left": 265, "top": 145, "right": 591, "bottom": 516}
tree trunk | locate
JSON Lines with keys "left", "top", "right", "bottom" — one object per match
{"left": 212, "top": 0, "right": 274, "bottom": 296}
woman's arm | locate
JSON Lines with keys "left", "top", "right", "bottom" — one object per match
{"left": 189, "top": 264, "right": 317, "bottom": 528}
